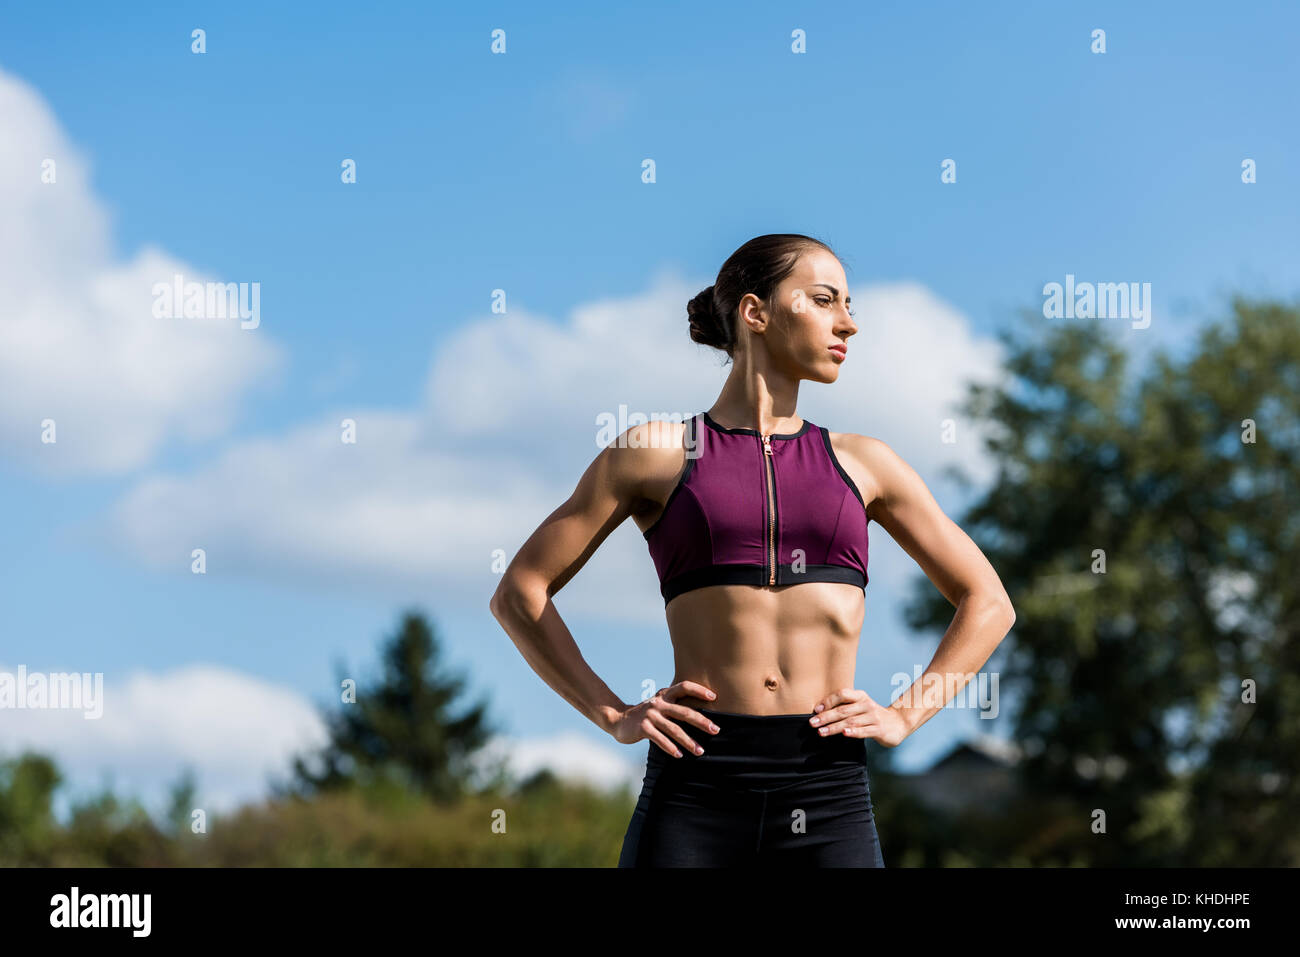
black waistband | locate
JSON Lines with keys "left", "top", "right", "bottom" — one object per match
{"left": 645, "top": 706, "right": 866, "bottom": 778}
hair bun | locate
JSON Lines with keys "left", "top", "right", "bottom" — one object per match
{"left": 688, "top": 285, "right": 731, "bottom": 353}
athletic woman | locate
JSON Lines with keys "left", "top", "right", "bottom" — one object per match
{"left": 489, "top": 234, "right": 1016, "bottom": 867}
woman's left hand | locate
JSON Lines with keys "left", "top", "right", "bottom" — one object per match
{"left": 809, "top": 689, "right": 910, "bottom": 748}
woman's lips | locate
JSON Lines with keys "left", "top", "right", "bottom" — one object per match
{"left": 828, "top": 345, "right": 847, "bottom": 361}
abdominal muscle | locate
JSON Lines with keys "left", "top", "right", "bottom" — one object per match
{"left": 665, "top": 581, "right": 866, "bottom": 716}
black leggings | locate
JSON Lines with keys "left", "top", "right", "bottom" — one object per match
{"left": 618, "top": 708, "right": 885, "bottom": 867}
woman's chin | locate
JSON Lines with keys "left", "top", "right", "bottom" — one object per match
{"left": 806, "top": 361, "right": 841, "bottom": 384}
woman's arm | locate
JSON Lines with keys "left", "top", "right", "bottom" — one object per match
{"left": 833, "top": 432, "right": 1017, "bottom": 740}
{"left": 488, "top": 420, "right": 687, "bottom": 738}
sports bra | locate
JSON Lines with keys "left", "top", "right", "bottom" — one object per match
{"left": 643, "top": 411, "right": 870, "bottom": 606}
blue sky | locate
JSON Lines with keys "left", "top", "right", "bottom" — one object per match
{"left": 1, "top": 0, "right": 1297, "bottom": 817}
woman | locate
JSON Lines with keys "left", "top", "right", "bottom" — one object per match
{"left": 489, "top": 234, "right": 1016, "bottom": 867}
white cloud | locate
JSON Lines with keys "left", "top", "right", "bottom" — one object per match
{"left": 475, "top": 731, "right": 645, "bottom": 793}
{"left": 99, "top": 271, "right": 1003, "bottom": 620}
{"left": 0, "top": 662, "right": 328, "bottom": 817}
{"left": 0, "top": 67, "right": 282, "bottom": 476}
{"left": 429, "top": 273, "right": 1006, "bottom": 492}
{"left": 0, "top": 659, "right": 642, "bottom": 817}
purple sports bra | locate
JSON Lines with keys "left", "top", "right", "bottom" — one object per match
{"left": 643, "top": 411, "right": 870, "bottom": 606}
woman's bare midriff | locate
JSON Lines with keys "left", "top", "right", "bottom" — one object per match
{"left": 665, "top": 581, "right": 866, "bottom": 717}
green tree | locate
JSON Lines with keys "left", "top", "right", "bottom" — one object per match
{"left": 165, "top": 766, "right": 199, "bottom": 836}
{"left": 0, "top": 752, "right": 61, "bottom": 864}
{"left": 284, "top": 610, "right": 498, "bottom": 803}
{"left": 64, "top": 780, "right": 171, "bottom": 866}
{"left": 903, "top": 296, "right": 1300, "bottom": 865}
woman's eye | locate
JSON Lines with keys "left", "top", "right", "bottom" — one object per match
{"left": 817, "top": 296, "right": 853, "bottom": 316}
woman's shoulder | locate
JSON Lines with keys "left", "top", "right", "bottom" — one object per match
{"left": 614, "top": 413, "right": 695, "bottom": 453}
{"left": 601, "top": 414, "right": 696, "bottom": 480}
{"left": 600, "top": 415, "right": 697, "bottom": 514}
{"left": 822, "top": 428, "right": 906, "bottom": 511}
{"left": 822, "top": 425, "right": 892, "bottom": 459}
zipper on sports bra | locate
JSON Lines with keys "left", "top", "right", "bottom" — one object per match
{"left": 762, "top": 433, "right": 776, "bottom": 585}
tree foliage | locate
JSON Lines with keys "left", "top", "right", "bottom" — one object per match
{"left": 284, "top": 610, "right": 498, "bottom": 804}
{"left": 902, "top": 297, "right": 1300, "bottom": 865}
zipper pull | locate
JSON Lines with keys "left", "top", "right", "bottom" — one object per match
{"left": 762, "top": 434, "right": 772, "bottom": 455}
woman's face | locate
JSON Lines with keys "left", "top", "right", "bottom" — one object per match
{"left": 750, "top": 248, "right": 857, "bottom": 383}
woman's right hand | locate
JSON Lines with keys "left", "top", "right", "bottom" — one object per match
{"left": 609, "top": 681, "right": 720, "bottom": 757}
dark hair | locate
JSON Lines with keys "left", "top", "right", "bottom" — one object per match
{"left": 687, "top": 233, "right": 837, "bottom": 360}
